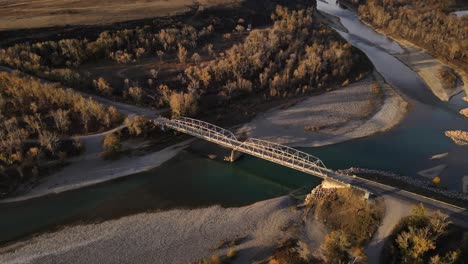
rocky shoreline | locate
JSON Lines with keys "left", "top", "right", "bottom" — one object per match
{"left": 339, "top": 168, "right": 468, "bottom": 204}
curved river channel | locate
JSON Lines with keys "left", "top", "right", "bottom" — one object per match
{"left": 0, "top": 0, "right": 467, "bottom": 245}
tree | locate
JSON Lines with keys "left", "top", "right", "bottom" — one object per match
{"left": 169, "top": 92, "right": 198, "bottom": 118}
{"left": 128, "top": 86, "right": 145, "bottom": 104}
{"left": 396, "top": 227, "right": 435, "bottom": 264}
{"left": 157, "top": 50, "right": 165, "bottom": 62}
{"left": 150, "top": 69, "right": 159, "bottom": 79}
{"left": 93, "top": 77, "right": 113, "bottom": 96}
{"left": 321, "top": 230, "right": 351, "bottom": 263}
{"left": 430, "top": 250, "right": 460, "bottom": 264}
{"left": 177, "top": 43, "right": 188, "bottom": 64}
{"left": 23, "top": 114, "right": 43, "bottom": 134}
{"left": 125, "top": 115, "right": 151, "bottom": 137}
{"left": 192, "top": 53, "right": 201, "bottom": 64}
{"left": 51, "top": 109, "right": 70, "bottom": 134}
{"left": 102, "top": 132, "right": 121, "bottom": 158}
{"left": 39, "top": 130, "right": 59, "bottom": 155}
{"left": 428, "top": 211, "right": 449, "bottom": 239}
{"left": 235, "top": 24, "right": 245, "bottom": 34}
{"left": 205, "top": 44, "right": 215, "bottom": 57}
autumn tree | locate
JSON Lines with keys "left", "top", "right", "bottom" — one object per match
{"left": 38, "top": 130, "right": 59, "bottom": 155}
{"left": 128, "top": 86, "right": 145, "bottom": 104}
{"left": 102, "top": 132, "right": 121, "bottom": 159}
{"left": 177, "top": 43, "right": 188, "bottom": 64}
{"left": 169, "top": 92, "right": 198, "bottom": 117}
{"left": 321, "top": 230, "right": 351, "bottom": 263}
{"left": 51, "top": 109, "right": 70, "bottom": 134}
{"left": 93, "top": 77, "right": 113, "bottom": 96}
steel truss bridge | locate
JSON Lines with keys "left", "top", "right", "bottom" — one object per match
{"left": 158, "top": 117, "right": 368, "bottom": 192}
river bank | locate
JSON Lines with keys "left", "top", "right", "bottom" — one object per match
{"left": 339, "top": 3, "right": 468, "bottom": 101}
{"left": 382, "top": 33, "right": 466, "bottom": 102}
{"left": 0, "top": 196, "right": 326, "bottom": 264}
{"left": 237, "top": 71, "right": 408, "bottom": 147}
{"left": 0, "top": 140, "right": 193, "bottom": 203}
{"left": 0, "top": 67, "right": 408, "bottom": 203}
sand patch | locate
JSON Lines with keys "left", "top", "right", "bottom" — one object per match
{"left": 237, "top": 72, "right": 407, "bottom": 147}
{"left": 430, "top": 153, "right": 449, "bottom": 160}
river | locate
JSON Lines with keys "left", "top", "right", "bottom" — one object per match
{"left": 0, "top": 0, "right": 467, "bottom": 245}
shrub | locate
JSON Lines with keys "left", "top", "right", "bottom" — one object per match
{"left": 102, "top": 132, "right": 121, "bottom": 159}
{"left": 93, "top": 77, "right": 113, "bottom": 96}
{"left": 124, "top": 115, "right": 153, "bottom": 137}
{"left": 227, "top": 249, "right": 237, "bottom": 258}
{"left": 128, "top": 86, "right": 145, "bottom": 104}
{"left": 438, "top": 67, "right": 457, "bottom": 89}
{"left": 384, "top": 204, "right": 458, "bottom": 264}
{"left": 321, "top": 230, "right": 351, "bottom": 263}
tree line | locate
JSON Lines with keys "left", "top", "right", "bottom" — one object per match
{"left": 356, "top": 0, "right": 468, "bottom": 64}
{"left": 0, "top": 23, "right": 214, "bottom": 87}
{"left": 0, "top": 72, "right": 123, "bottom": 162}
{"left": 169, "top": 6, "right": 371, "bottom": 117}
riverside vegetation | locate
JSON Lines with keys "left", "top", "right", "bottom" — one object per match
{"left": 341, "top": 0, "right": 468, "bottom": 147}
{"left": 382, "top": 204, "right": 468, "bottom": 264}
{"left": 312, "top": 188, "right": 383, "bottom": 263}
{"left": 0, "top": 72, "right": 123, "bottom": 197}
{"left": 344, "top": 0, "right": 467, "bottom": 65}
{"left": 0, "top": 3, "right": 371, "bottom": 120}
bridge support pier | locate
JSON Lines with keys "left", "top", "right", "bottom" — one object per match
{"left": 225, "top": 150, "right": 243, "bottom": 162}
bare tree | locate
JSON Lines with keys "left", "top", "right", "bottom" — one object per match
{"left": 39, "top": 130, "right": 59, "bottom": 154}
{"left": 177, "top": 43, "right": 188, "bottom": 64}
{"left": 191, "top": 53, "right": 201, "bottom": 64}
{"left": 157, "top": 50, "right": 165, "bottom": 62}
{"left": 23, "top": 114, "right": 43, "bottom": 134}
{"left": 150, "top": 69, "right": 159, "bottom": 79}
{"left": 51, "top": 109, "right": 70, "bottom": 134}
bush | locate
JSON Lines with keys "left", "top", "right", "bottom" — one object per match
{"left": 321, "top": 230, "right": 351, "bottom": 263}
{"left": 124, "top": 115, "right": 153, "bottom": 137}
{"left": 438, "top": 67, "right": 457, "bottom": 89}
{"left": 227, "top": 249, "right": 237, "bottom": 258}
{"left": 383, "top": 204, "right": 461, "bottom": 264}
{"left": 102, "top": 132, "right": 121, "bottom": 159}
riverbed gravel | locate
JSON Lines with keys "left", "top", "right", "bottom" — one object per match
{"left": 0, "top": 196, "right": 326, "bottom": 264}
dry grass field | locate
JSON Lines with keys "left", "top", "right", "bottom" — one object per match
{"left": 0, "top": 0, "right": 234, "bottom": 30}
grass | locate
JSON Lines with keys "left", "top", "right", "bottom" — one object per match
{"left": 0, "top": 0, "right": 233, "bottom": 31}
